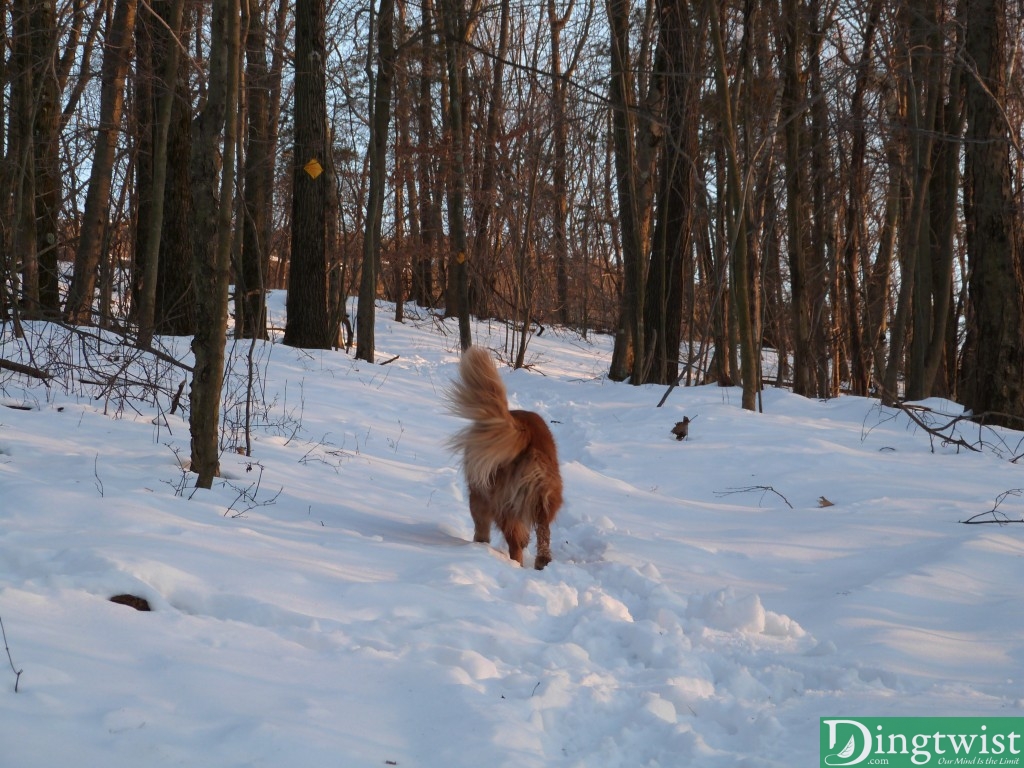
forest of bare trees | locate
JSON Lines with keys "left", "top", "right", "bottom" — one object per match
{"left": 3, "top": 0, "right": 1024, "bottom": 474}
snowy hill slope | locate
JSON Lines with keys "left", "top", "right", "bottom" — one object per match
{"left": 1, "top": 297, "right": 1021, "bottom": 767}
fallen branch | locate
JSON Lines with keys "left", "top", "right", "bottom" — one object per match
{"left": 715, "top": 485, "right": 794, "bottom": 509}
{"left": 893, "top": 401, "right": 981, "bottom": 453}
{"left": 961, "top": 489, "right": 1024, "bottom": 525}
{"left": 0, "top": 358, "right": 52, "bottom": 381}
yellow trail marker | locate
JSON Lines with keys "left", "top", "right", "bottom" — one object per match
{"left": 303, "top": 158, "right": 324, "bottom": 179}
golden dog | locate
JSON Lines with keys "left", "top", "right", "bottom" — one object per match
{"left": 447, "top": 347, "right": 563, "bottom": 569}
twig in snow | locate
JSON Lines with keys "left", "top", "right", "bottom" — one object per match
{"left": 222, "top": 462, "right": 283, "bottom": 518}
{"left": 892, "top": 401, "right": 980, "bottom": 454}
{"left": 93, "top": 453, "right": 104, "bottom": 497}
{"left": 961, "top": 489, "right": 1024, "bottom": 525}
{"left": 715, "top": 485, "right": 794, "bottom": 509}
{"left": 0, "top": 614, "right": 23, "bottom": 692}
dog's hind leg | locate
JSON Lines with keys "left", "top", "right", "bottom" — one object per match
{"left": 534, "top": 518, "right": 552, "bottom": 570}
{"left": 469, "top": 488, "right": 493, "bottom": 544}
{"left": 499, "top": 518, "right": 529, "bottom": 566}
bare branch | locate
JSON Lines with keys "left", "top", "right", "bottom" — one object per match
{"left": 715, "top": 485, "right": 794, "bottom": 509}
{"left": 0, "top": 614, "right": 23, "bottom": 692}
{"left": 893, "top": 402, "right": 981, "bottom": 453}
{"left": 961, "top": 489, "right": 1024, "bottom": 525}
{"left": 0, "top": 359, "right": 53, "bottom": 381}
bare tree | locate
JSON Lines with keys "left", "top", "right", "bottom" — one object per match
{"left": 356, "top": 0, "right": 397, "bottom": 362}
{"left": 189, "top": 0, "right": 241, "bottom": 487}
{"left": 134, "top": 0, "right": 194, "bottom": 344}
{"left": 439, "top": 0, "right": 481, "bottom": 351}
{"left": 643, "top": 0, "right": 702, "bottom": 385}
{"left": 65, "top": 0, "right": 138, "bottom": 325}
{"left": 707, "top": 0, "right": 756, "bottom": 410}
{"left": 410, "top": 0, "right": 443, "bottom": 309}
{"left": 839, "top": 0, "right": 883, "bottom": 396}
{"left": 606, "top": 0, "right": 659, "bottom": 381}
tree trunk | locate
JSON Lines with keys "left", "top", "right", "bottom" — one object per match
{"left": 135, "top": 0, "right": 189, "bottom": 346}
{"left": 157, "top": 83, "right": 199, "bottom": 336}
{"left": 548, "top": 0, "right": 571, "bottom": 326}
{"left": 412, "top": 0, "right": 440, "bottom": 309}
{"left": 468, "top": 0, "right": 510, "bottom": 324}
{"left": 10, "top": 0, "right": 38, "bottom": 315}
{"left": 902, "top": 0, "right": 943, "bottom": 401}
{"left": 439, "top": 0, "right": 479, "bottom": 350}
{"left": 807, "top": 0, "right": 835, "bottom": 398}
{"left": 0, "top": 0, "right": 12, "bottom": 320}
{"left": 923, "top": 9, "right": 963, "bottom": 398}
{"left": 708, "top": 0, "right": 756, "bottom": 410}
{"left": 284, "top": 0, "right": 334, "bottom": 349}
{"left": 356, "top": 0, "right": 396, "bottom": 362}
{"left": 643, "top": 0, "right": 700, "bottom": 385}
{"left": 606, "top": 0, "right": 657, "bottom": 382}
{"left": 781, "top": 0, "right": 813, "bottom": 397}
{"left": 189, "top": 0, "right": 240, "bottom": 488}
{"left": 236, "top": 0, "right": 280, "bottom": 340}
{"left": 30, "top": 0, "right": 61, "bottom": 314}
{"left": 65, "top": 0, "right": 138, "bottom": 325}
{"left": 959, "top": 0, "right": 1024, "bottom": 425}
{"left": 840, "top": 0, "right": 882, "bottom": 396}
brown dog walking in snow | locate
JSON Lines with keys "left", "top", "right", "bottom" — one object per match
{"left": 447, "top": 347, "right": 563, "bottom": 569}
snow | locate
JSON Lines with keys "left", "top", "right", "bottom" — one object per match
{"left": 1, "top": 294, "right": 1022, "bottom": 767}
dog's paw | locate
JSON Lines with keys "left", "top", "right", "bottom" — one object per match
{"left": 534, "top": 554, "right": 552, "bottom": 570}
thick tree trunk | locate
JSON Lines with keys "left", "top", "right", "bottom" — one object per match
{"left": 284, "top": 0, "right": 334, "bottom": 349}
{"left": 903, "top": 0, "right": 943, "bottom": 401}
{"left": 31, "top": 0, "right": 61, "bottom": 314}
{"left": 959, "top": 0, "right": 1024, "bottom": 425}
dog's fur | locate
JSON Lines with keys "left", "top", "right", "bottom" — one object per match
{"left": 447, "top": 347, "right": 563, "bottom": 569}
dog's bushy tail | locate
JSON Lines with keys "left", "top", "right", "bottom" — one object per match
{"left": 447, "top": 346, "right": 529, "bottom": 489}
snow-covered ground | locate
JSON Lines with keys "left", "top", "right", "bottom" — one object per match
{"left": 1, "top": 295, "right": 1022, "bottom": 767}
